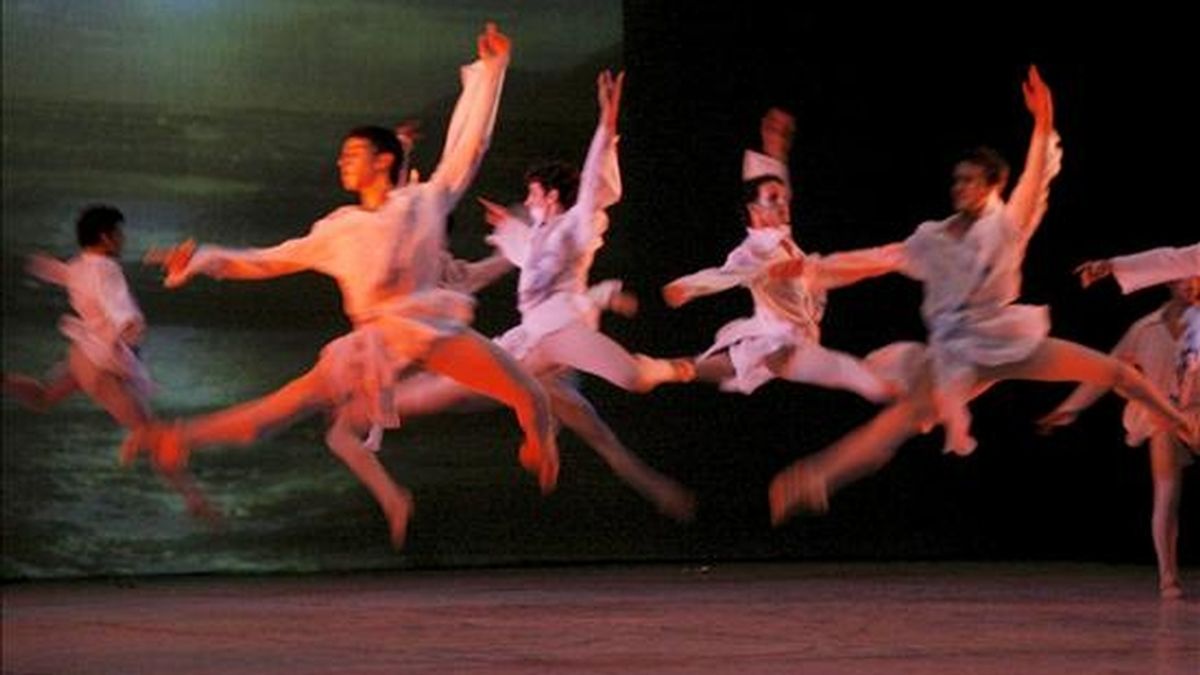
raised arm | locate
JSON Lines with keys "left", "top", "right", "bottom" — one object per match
{"left": 1004, "top": 65, "right": 1063, "bottom": 240}
{"left": 742, "top": 107, "right": 794, "bottom": 183}
{"left": 568, "top": 70, "right": 624, "bottom": 249}
{"left": 427, "top": 22, "right": 511, "bottom": 208}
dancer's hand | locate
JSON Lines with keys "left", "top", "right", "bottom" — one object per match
{"left": 610, "top": 289, "right": 639, "bottom": 318}
{"left": 144, "top": 239, "right": 197, "bottom": 288}
{"left": 394, "top": 119, "right": 421, "bottom": 153}
{"left": 1022, "top": 64, "right": 1054, "bottom": 133}
{"left": 1035, "top": 408, "right": 1078, "bottom": 435}
{"left": 662, "top": 283, "right": 690, "bottom": 308}
{"left": 477, "top": 22, "right": 511, "bottom": 63}
{"left": 761, "top": 107, "right": 795, "bottom": 163}
{"left": 478, "top": 197, "right": 512, "bottom": 227}
{"left": 1074, "top": 259, "right": 1113, "bottom": 288}
{"left": 597, "top": 70, "right": 625, "bottom": 134}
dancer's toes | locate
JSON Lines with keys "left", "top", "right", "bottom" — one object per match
{"left": 1160, "top": 579, "right": 1184, "bottom": 600}
{"left": 655, "top": 483, "right": 697, "bottom": 523}
{"left": 768, "top": 463, "right": 828, "bottom": 526}
{"left": 387, "top": 489, "right": 415, "bottom": 550}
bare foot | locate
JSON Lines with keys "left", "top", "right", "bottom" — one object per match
{"left": 1160, "top": 579, "right": 1184, "bottom": 600}
{"left": 632, "top": 355, "right": 695, "bottom": 391}
{"left": 386, "top": 489, "right": 415, "bottom": 550}
{"left": 3, "top": 374, "right": 48, "bottom": 412}
{"left": 118, "top": 427, "right": 146, "bottom": 467}
{"left": 183, "top": 490, "right": 224, "bottom": 529}
{"left": 150, "top": 422, "right": 189, "bottom": 474}
{"left": 519, "top": 437, "right": 559, "bottom": 494}
{"left": 769, "top": 462, "right": 829, "bottom": 526}
{"left": 652, "top": 481, "right": 697, "bottom": 523}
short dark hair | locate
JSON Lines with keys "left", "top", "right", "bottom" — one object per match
{"left": 344, "top": 126, "right": 406, "bottom": 185}
{"left": 957, "top": 146, "right": 1010, "bottom": 189}
{"left": 524, "top": 161, "right": 580, "bottom": 208}
{"left": 742, "top": 174, "right": 787, "bottom": 207}
{"left": 76, "top": 205, "right": 124, "bottom": 248}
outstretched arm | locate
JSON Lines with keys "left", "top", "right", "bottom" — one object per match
{"left": 663, "top": 244, "right": 762, "bottom": 308}
{"left": 145, "top": 227, "right": 329, "bottom": 289}
{"left": 25, "top": 253, "right": 70, "bottom": 287}
{"left": 1077, "top": 243, "right": 1200, "bottom": 292}
{"left": 769, "top": 242, "right": 910, "bottom": 290}
{"left": 440, "top": 250, "right": 515, "bottom": 295}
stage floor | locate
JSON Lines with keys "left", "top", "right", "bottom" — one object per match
{"left": 4, "top": 562, "right": 1197, "bottom": 674}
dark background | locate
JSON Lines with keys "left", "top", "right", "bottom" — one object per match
{"left": 2, "top": 2, "right": 1195, "bottom": 578}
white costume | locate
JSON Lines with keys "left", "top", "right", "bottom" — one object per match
{"left": 742, "top": 149, "right": 789, "bottom": 187}
{"left": 1110, "top": 243, "right": 1200, "bottom": 294}
{"left": 668, "top": 224, "right": 894, "bottom": 399}
{"left": 1108, "top": 242, "right": 1200, "bottom": 407}
{"left": 486, "top": 123, "right": 621, "bottom": 362}
{"left": 809, "top": 132, "right": 1064, "bottom": 453}
{"left": 384, "top": 277, "right": 636, "bottom": 418}
{"left": 667, "top": 142, "right": 891, "bottom": 399}
{"left": 176, "top": 55, "right": 507, "bottom": 432}
{"left": 27, "top": 252, "right": 152, "bottom": 400}
{"left": 1109, "top": 307, "right": 1196, "bottom": 463}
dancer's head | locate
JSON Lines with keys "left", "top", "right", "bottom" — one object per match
{"left": 951, "top": 146, "right": 1009, "bottom": 217}
{"left": 340, "top": 126, "right": 406, "bottom": 192}
{"left": 523, "top": 161, "right": 579, "bottom": 224}
{"left": 742, "top": 174, "right": 790, "bottom": 230}
{"left": 76, "top": 205, "right": 125, "bottom": 256}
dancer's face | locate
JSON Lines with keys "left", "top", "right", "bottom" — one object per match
{"left": 748, "top": 180, "right": 791, "bottom": 229}
{"left": 338, "top": 138, "right": 392, "bottom": 192}
{"left": 1169, "top": 277, "right": 1200, "bottom": 305}
{"left": 523, "top": 181, "right": 559, "bottom": 224}
{"left": 951, "top": 161, "right": 997, "bottom": 217}
{"left": 99, "top": 226, "right": 125, "bottom": 257}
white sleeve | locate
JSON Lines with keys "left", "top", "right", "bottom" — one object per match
{"left": 25, "top": 253, "right": 71, "bottom": 287}
{"left": 1004, "top": 129, "right": 1063, "bottom": 241}
{"left": 1111, "top": 243, "right": 1200, "bottom": 293}
{"left": 568, "top": 125, "right": 620, "bottom": 252}
{"left": 184, "top": 225, "right": 332, "bottom": 282}
{"left": 485, "top": 216, "right": 533, "bottom": 267}
{"left": 667, "top": 243, "right": 760, "bottom": 302}
{"left": 428, "top": 57, "right": 508, "bottom": 210}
